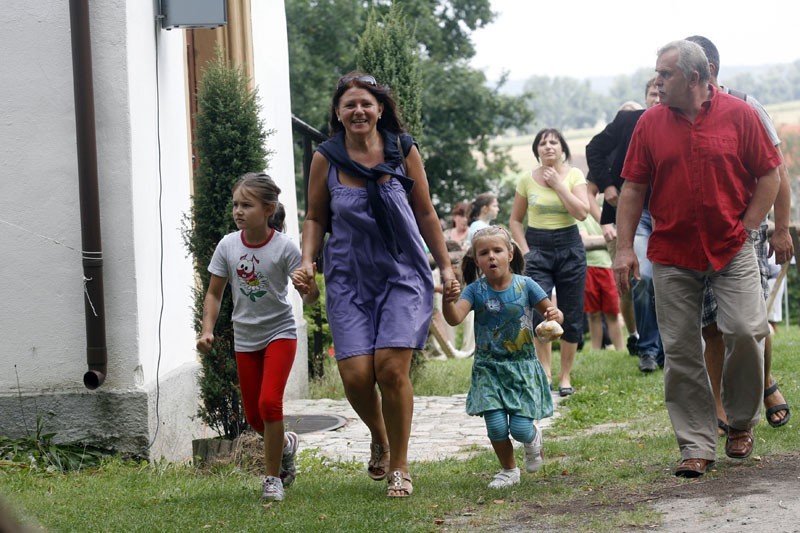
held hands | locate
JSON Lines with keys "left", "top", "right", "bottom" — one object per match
{"left": 291, "top": 262, "right": 320, "bottom": 304}
{"left": 196, "top": 332, "right": 214, "bottom": 355}
{"left": 441, "top": 267, "right": 461, "bottom": 303}
{"left": 444, "top": 278, "right": 461, "bottom": 303}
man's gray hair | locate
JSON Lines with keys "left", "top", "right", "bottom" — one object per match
{"left": 657, "top": 40, "right": 710, "bottom": 84}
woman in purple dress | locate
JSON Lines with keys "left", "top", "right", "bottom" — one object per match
{"left": 292, "top": 73, "right": 457, "bottom": 498}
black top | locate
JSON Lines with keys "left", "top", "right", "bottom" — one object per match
{"left": 585, "top": 109, "right": 645, "bottom": 225}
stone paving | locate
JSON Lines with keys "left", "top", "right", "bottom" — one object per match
{"left": 284, "top": 392, "right": 563, "bottom": 465}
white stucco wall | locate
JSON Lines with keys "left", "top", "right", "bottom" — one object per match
{"left": 0, "top": 0, "right": 303, "bottom": 459}
{"left": 251, "top": 0, "right": 309, "bottom": 399}
{"left": 0, "top": 1, "right": 141, "bottom": 392}
{"left": 128, "top": 3, "right": 198, "bottom": 389}
{"left": 0, "top": 0, "right": 201, "bottom": 459}
{"left": 126, "top": 2, "right": 203, "bottom": 460}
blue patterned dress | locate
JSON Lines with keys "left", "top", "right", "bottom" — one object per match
{"left": 460, "top": 274, "right": 553, "bottom": 420}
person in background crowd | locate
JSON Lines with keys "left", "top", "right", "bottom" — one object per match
{"left": 578, "top": 190, "right": 624, "bottom": 351}
{"left": 510, "top": 128, "right": 589, "bottom": 397}
{"left": 614, "top": 40, "right": 781, "bottom": 478}
{"left": 586, "top": 77, "right": 664, "bottom": 373}
{"left": 467, "top": 192, "right": 499, "bottom": 241}
{"left": 445, "top": 201, "right": 471, "bottom": 250}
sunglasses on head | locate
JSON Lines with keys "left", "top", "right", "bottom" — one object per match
{"left": 338, "top": 74, "right": 378, "bottom": 88}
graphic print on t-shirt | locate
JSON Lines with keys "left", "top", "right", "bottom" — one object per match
{"left": 236, "top": 253, "right": 270, "bottom": 301}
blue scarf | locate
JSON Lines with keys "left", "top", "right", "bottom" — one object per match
{"left": 317, "top": 130, "right": 416, "bottom": 259}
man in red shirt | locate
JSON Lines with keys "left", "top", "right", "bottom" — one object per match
{"left": 613, "top": 40, "right": 781, "bottom": 478}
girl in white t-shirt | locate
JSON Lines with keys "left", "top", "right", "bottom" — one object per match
{"left": 197, "top": 173, "right": 318, "bottom": 502}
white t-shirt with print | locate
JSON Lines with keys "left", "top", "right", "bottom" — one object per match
{"left": 208, "top": 229, "right": 301, "bottom": 351}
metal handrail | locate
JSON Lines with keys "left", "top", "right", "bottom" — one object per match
{"left": 291, "top": 115, "right": 327, "bottom": 373}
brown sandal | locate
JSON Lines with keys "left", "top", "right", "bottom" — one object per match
{"left": 387, "top": 470, "right": 413, "bottom": 497}
{"left": 367, "top": 442, "right": 389, "bottom": 481}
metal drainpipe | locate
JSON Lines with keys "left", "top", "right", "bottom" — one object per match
{"left": 69, "top": 0, "right": 107, "bottom": 389}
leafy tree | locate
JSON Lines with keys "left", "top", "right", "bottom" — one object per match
{"left": 523, "top": 76, "right": 607, "bottom": 130}
{"left": 724, "top": 71, "right": 760, "bottom": 96}
{"left": 356, "top": 5, "right": 423, "bottom": 140}
{"left": 285, "top": 0, "right": 530, "bottom": 214}
{"left": 787, "top": 60, "right": 800, "bottom": 101}
{"left": 421, "top": 63, "right": 529, "bottom": 207}
{"left": 184, "top": 50, "right": 271, "bottom": 439}
{"left": 606, "top": 67, "right": 656, "bottom": 114}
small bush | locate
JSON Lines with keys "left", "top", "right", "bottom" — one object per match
{"left": 183, "top": 49, "right": 272, "bottom": 439}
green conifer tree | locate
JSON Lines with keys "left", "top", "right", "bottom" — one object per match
{"left": 356, "top": 5, "right": 423, "bottom": 141}
{"left": 184, "top": 49, "right": 271, "bottom": 439}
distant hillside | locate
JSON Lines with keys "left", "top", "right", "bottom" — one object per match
{"left": 495, "top": 63, "right": 792, "bottom": 96}
{"left": 493, "top": 100, "right": 800, "bottom": 181}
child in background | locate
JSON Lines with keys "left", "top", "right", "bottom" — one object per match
{"left": 442, "top": 226, "right": 562, "bottom": 489}
{"left": 197, "top": 173, "right": 318, "bottom": 502}
{"left": 467, "top": 192, "right": 499, "bottom": 241}
{"left": 578, "top": 195, "right": 624, "bottom": 351}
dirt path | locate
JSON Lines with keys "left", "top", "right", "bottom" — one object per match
{"left": 479, "top": 452, "right": 800, "bottom": 531}
{"left": 652, "top": 453, "right": 800, "bottom": 532}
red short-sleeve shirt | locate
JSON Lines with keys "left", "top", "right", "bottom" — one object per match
{"left": 622, "top": 86, "right": 781, "bottom": 271}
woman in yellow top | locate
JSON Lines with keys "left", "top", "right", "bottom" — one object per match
{"left": 509, "top": 128, "right": 589, "bottom": 396}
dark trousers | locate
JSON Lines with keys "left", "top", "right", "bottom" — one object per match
{"left": 524, "top": 225, "right": 586, "bottom": 343}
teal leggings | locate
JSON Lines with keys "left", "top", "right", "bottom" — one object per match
{"left": 484, "top": 409, "right": 535, "bottom": 444}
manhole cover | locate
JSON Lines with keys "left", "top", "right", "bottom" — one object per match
{"left": 284, "top": 414, "right": 347, "bottom": 434}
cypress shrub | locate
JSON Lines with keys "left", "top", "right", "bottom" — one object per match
{"left": 356, "top": 5, "right": 423, "bottom": 141}
{"left": 184, "top": 49, "right": 272, "bottom": 439}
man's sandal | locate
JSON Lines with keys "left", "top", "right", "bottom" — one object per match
{"left": 387, "top": 470, "right": 413, "bottom": 497}
{"left": 367, "top": 442, "right": 389, "bottom": 481}
{"left": 764, "top": 381, "right": 791, "bottom": 428}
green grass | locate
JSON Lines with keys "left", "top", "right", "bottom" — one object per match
{"left": 3, "top": 327, "right": 799, "bottom": 531}
{"left": 308, "top": 353, "right": 474, "bottom": 399}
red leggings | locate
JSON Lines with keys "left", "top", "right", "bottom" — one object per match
{"left": 235, "top": 338, "right": 297, "bottom": 433}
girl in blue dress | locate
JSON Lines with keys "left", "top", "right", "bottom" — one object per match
{"left": 442, "top": 225, "right": 562, "bottom": 489}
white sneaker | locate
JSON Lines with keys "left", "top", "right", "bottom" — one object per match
{"left": 280, "top": 431, "right": 299, "bottom": 487}
{"left": 261, "top": 475, "right": 285, "bottom": 501}
{"left": 488, "top": 467, "right": 520, "bottom": 489}
{"left": 524, "top": 423, "right": 544, "bottom": 473}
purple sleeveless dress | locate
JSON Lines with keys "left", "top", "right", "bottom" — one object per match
{"left": 323, "top": 162, "right": 434, "bottom": 359}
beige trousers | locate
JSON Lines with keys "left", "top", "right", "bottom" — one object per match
{"left": 653, "top": 239, "right": 768, "bottom": 460}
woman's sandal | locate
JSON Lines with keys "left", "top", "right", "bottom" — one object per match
{"left": 387, "top": 470, "right": 413, "bottom": 498}
{"left": 764, "top": 381, "right": 791, "bottom": 428}
{"left": 367, "top": 442, "right": 389, "bottom": 481}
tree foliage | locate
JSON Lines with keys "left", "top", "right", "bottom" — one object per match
{"left": 725, "top": 60, "right": 800, "bottom": 104}
{"left": 523, "top": 76, "right": 609, "bottom": 131}
{"left": 356, "top": 5, "right": 423, "bottom": 140}
{"left": 606, "top": 68, "right": 657, "bottom": 112}
{"left": 184, "top": 50, "right": 271, "bottom": 439}
{"left": 286, "top": 0, "right": 530, "bottom": 213}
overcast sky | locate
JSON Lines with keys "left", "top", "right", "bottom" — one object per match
{"left": 470, "top": 0, "right": 800, "bottom": 83}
